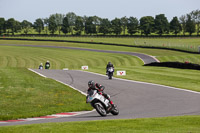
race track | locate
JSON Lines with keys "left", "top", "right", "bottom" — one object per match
{"left": 1, "top": 69, "right": 200, "bottom": 126}
{"left": 0, "top": 44, "right": 200, "bottom": 126}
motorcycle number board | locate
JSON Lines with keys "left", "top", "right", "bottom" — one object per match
{"left": 117, "top": 71, "right": 126, "bottom": 76}
{"left": 81, "top": 66, "right": 88, "bottom": 70}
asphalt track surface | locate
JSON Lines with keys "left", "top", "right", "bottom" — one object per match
{"left": 0, "top": 44, "right": 200, "bottom": 126}
{"left": 1, "top": 69, "right": 200, "bottom": 126}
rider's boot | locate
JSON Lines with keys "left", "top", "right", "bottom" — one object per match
{"left": 109, "top": 100, "right": 114, "bottom": 107}
{"left": 105, "top": 94, "right": 114, "bottom": 107}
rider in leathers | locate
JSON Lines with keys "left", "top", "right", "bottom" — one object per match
{"left": 87, "top": 80, "right": 114, "bottom": 106}
{"left": 106, "top": 62, "right": 114, "bottom": 75}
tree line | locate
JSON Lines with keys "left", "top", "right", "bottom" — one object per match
{"left": 0, "top": 9, "right": 200, "bottom": 36}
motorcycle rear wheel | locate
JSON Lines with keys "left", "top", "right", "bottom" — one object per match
{"left": 111, "top": 105, "right": 119, "bottom": 115}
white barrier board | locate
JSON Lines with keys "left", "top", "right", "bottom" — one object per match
{"left": 81, "top": 66, "right": 88, "bottom": 70}
{"left": 117, "top": 71, "right": 126, "bottom": 76}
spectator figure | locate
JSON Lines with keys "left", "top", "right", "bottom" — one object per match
{"left": 45, "top": 60, "right": 50, "bottom": 69}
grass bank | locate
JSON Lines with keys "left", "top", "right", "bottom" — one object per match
{"left": 0, "top": 116, "right": 200, "bottom": 133}
{"left": 1, "top": 36, "right": 200, "bottom": 52}
{"left": 0, "top": 67, "right": 92, "bottom": 120}
{"left": 0, "top": 45, "right": 200, "bottom": 92}
{"left": 1, "top": 40, "right": 200, "bottom": 65}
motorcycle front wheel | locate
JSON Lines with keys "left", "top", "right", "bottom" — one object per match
{"left": 108, "top": 74, "right": 112, "bottom": 79}
{"left": 95, "top": 103, "right": 107, "bottom": 116}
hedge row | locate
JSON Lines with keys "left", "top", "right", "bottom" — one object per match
{"left": 144, "top": 62, "right": 200, "bottom": 70}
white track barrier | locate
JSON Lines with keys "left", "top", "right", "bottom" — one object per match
{"left": 117, "top": 71, "right": 126, "bottom": 76}
{"left": 81, "top": 66, "right": 88, "bottom": 70}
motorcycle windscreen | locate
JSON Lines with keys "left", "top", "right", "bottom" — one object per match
{"left": 108, "top": 67, "right": 113, "bottom": 72}
{"left": 88, "top": 90, "right": 95, "bottom": 96}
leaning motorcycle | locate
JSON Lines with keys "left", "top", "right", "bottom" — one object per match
{"left": 107, "top": 67, "right": 114, "bottom": 79}
{"left": 86, "top": 89, "right": 119, "bottom": 116}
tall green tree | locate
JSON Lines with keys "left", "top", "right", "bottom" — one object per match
{"left": 34, "top": 18, "right": 44, "bottom": 34}
{"left": 190, "top": 9, "right": 200, "bottom": 36}
{"left": 85, "top": 17, "right": 96, "bottom": 35}
{"left": 66, "top": 12, "right": 77, "bottom": 35}
{"left": 127, "top": 17, "right": 139, "bottom": 35}
{"left": 43, "top": 18, "right": 49, "bottom": 34}
{"left": 21, "top": 20, "right": 32, "bottom": 35}
{"left": 52, "top": 13, "right": 64, "bottom": 35}
{"left": 179, "top": 15, "right": 187, "bottom": 36}
{"left": 82, "top": 15, "right": 88, "bottom": 35}
{"left": 61, "top": 17, "right": 69, "bottom": 35}
{"left": 74, "top": 16, "right": 84, "bottom": 35}
{"left": 139, "top": 16, "right": 154, "bottom": 36}
{"left": 48, "top": 15, "right": 57, "bottom": 34}
{"left": 6, "top": 18, "right": 16, "bottom": 35}
{"left": 15, "top": 20, "right": 21, "bottom": 33}
{"left": 111, "top": 18, "right": 122, "bottom": 35}
{"left": 154, "top": 14, "right": 169, "bottom": 36}
{"left": 121, "top": 16, "right": 128, "bottom": 35}
{"left": 186, "top": 14, "right": 196, "bottom": 36}
{"left": 99, "top": 18, "right": 111, "bottom": 35}
{"left": 170, "top": 16, "right": 182, "bottom": 35}
{"left": 92, "top": 16, "right": 101, "bottom": 34}
{"left": 0, "top": 18, "right": 6, "bottom": 35}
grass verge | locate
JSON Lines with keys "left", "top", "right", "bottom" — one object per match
{"left": 0, "top": 116, "right": 200, "bottom": 133}
{"left": 0, "top": 67, "right": 92, "bottom": 120}
{"left": 1, "top": 36, "right": 200, "bottom": 52}
{"left": 1, "top": 40, "right": 200, "bottom": 65}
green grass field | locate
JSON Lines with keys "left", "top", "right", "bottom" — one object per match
{"left": 0, "top": 44, "right": 200, "bottom": 92}
{"left": 0, "top": 116, "right": 200, "bottom": 133}
{"left": 0, "top": 67, "right": 92, "bottom": 120}
{"left": 0, "top": 39, "right": 200, "bottom": 132}
{"left": 1, "top": 40, "right": 200, "bottom": 64}
{"left": 0, "top": 39, "right": 196, "bottom": 55}
{"left": 1, "top": 36, "right": 200, "bottom": 52}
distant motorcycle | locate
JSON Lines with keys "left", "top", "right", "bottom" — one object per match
{"left": 86, "top": 89, "right": 119, "bottom": 117}
{"left": 107, "top": 67, "right": 114, "bottom": 79}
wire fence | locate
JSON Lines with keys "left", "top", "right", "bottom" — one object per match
{"left": 134, "top": 39, "right": 200, "bottom": 53}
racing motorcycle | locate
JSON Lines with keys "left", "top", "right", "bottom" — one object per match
{"left": 86, "top": 89, "right": 119, "bottom": 116}
{"left": 107, "top": 67, "right": 114, "bottom": 79}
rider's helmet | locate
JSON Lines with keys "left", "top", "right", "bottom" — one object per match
{"left": 88, "top": 80, "right": 95, "bottom": 89}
